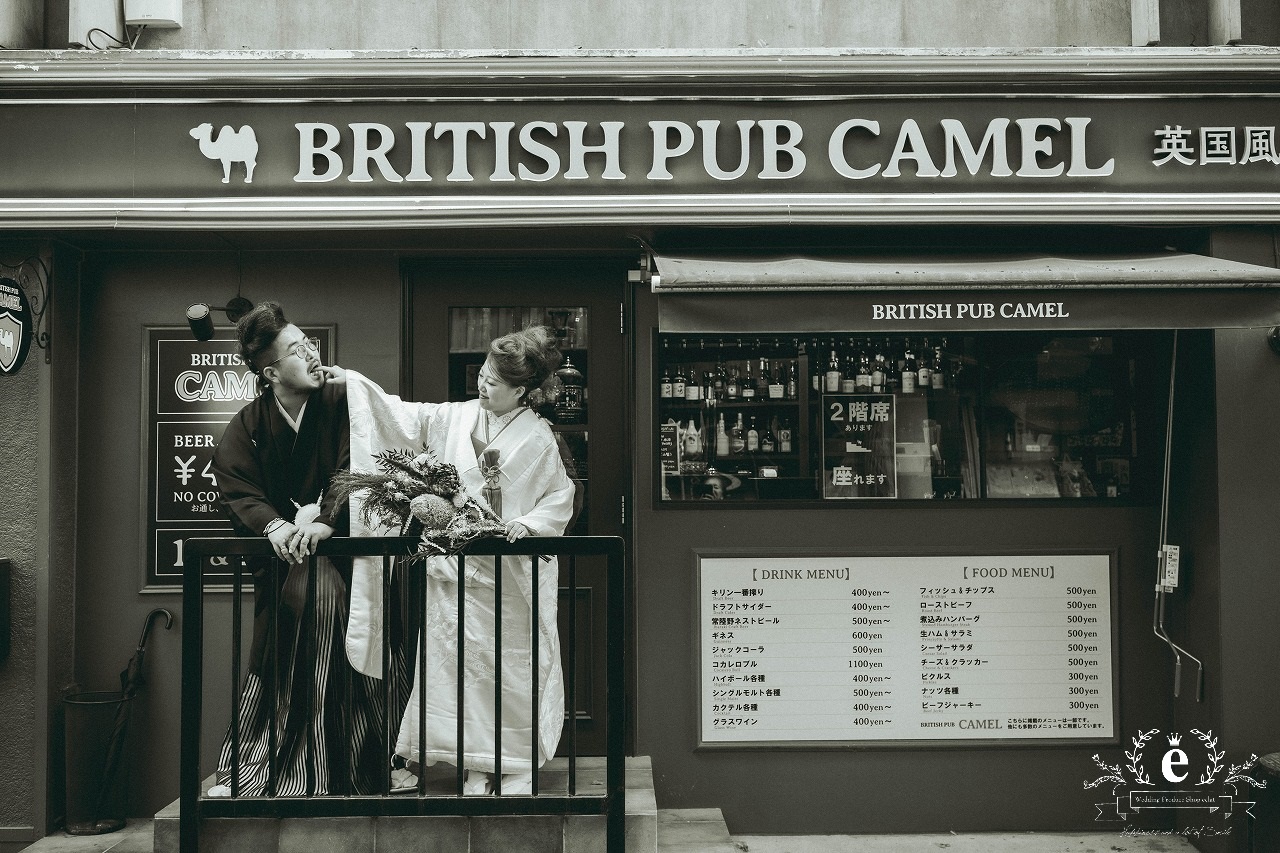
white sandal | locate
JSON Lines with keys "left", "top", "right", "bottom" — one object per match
{"left": 463, "top": 770, "right": 492, "bottom": 796}
{"left": 390, "top": 767, "right": 418, "bottom": 794}
{"left": 498, "top": 772, "right": 533, "bottom": 795}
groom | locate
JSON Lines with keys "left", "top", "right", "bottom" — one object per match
{"left": 209, "top": 300, "right": 385, "bottom": 796}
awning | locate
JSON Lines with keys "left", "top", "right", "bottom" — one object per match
{"left": 648, "top": 251, "right": 1280, "bottom": 332}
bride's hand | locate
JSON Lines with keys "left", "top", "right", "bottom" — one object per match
{"left": 319, "top": 364, "right": 347, "bottom": 385}
{"left": 504, "top": 520, "right": 531, "bottom": 542}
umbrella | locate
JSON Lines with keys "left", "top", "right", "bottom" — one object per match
{"left": 94, "top": 608, "right": 173, "bottom": 825}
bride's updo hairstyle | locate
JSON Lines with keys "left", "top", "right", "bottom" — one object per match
{"left": 488, "top": 325, "right": 563, "bottom": 406}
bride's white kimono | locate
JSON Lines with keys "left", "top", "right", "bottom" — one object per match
{"left": 343, "top": 370, "right": 575, "bottom": 773}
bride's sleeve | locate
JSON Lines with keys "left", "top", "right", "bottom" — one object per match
{"left": 346, "top": 369, "right": 446, "bottom": 464}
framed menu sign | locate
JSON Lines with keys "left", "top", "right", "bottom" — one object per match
{"left": 141, "top": 325, "right": 334, "bottom": 589}
{"left": 697, "top": 551, "right": 1117, "bottom": 748}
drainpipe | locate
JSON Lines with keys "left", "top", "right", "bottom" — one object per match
{"left": 1208, "top": 0, "right": 1243, "bottom": 44}
{"left": 1131, "top": 0, "right": 1161, "bottom": 46}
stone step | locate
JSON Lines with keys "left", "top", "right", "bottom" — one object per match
{"left": 655, "top": 808, "right": 739, "bottom": 853}
{"left": 154, "top": 755, "right": 655, "bottom": 853}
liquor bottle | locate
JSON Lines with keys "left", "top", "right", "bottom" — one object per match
{"left": 659, "top": 363, "right": 673, "bottom": 399}
{"left": 672, "top": 364, "right": 687, "bottom": 399}
{"left": 768, "top": 360, "right": 785, "bottom": 399}
{"left": 901, "top": 344, "right": 918, "bottom": 394}
{"left": 742, "top": 360, "right": 756, "bottom": 398}
{"left": 856, "top": 344, "right": 873, "bottom": 391}
{"left": 683, "top": 418, "right": 703, "bottom": 459}
{"left": 685, "top": 367, "right": 701, "bottom": 401}
{"left": 931, "top": 344, "right": 946, "bottom": 390}
{"left": 778, "top": 417, "right": 793, "bottom": 453}
{"left": 884, "top": 338, "right": 901, "bottom": 394}
{"left": 812, "top": 358, "right": 823, "bottom": 393}
{"left": 714, "top": 350, "right": 727, "bottom": 400}
{"left": 727, "top": 366, "right": 740, "bottom": 399}
{"left": 746, "top": 415, "right": 760, "bottom": 452}
{"left": 871, "top": 342, "right": 887, "bottom": 392}
{"left": 916, "top": 337, "right": 932, "bottom": 390}
{"left": 761, "top": 423, "right": 776, "bottom": 453}
{"left": 824, "top": 349, "right": 842, "bottom": 393}
{"left": 840, "top": 342, "right": 857, "bottom": 393}
{"left": 786, "top": 360, "right": 798, "bottom": 400}
{"left": 757, "top": 357, "right": 772, "bottom": 399}
{"left": 730, "top": 413, "right": 746, "bottom": 454}
{"left": 715, "top": 413, "right": 730, "bottom": 458}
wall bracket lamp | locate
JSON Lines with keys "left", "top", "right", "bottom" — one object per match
{"left": 187, "top": 296, "right": 254, "bottom": 341}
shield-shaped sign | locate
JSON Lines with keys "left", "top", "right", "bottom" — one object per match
{"left": 0, "top": 310, "right": 25, "bottom": 374}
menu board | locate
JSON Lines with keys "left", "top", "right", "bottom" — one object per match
{"left": 699, "top": 553, "right": 1115, "bottom": 746}
{"left": 142, "top": 326, "right": 333, "bottom": 588}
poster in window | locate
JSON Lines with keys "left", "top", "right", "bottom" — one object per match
{"left": 821, "top": 393, "right": 897, "bottom": 499}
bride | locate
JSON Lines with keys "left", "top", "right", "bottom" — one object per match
{"left": 342, "top": 325, "right": 576, "bottom": 795}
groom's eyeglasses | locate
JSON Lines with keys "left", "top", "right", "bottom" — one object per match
{"left": 265, "top": 337, "right": 320, "bottom": 368}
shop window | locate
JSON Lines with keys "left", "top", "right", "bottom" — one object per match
{"left": 655, "top": 331, "right": 1164, "bottom": 503}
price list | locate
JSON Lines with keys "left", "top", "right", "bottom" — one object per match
{"left": 699, "top": 554, "right": 1114, "bottom": 745}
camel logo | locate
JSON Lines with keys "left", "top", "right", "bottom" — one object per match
{"left": 0, "top": 311, "right": 23, "bottom": 374}
{"left": 189, "top": 123, "right": 258, "bottom": 184}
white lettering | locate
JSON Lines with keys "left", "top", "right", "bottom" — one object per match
{"left": 404, "top": 122, "right": 433, "bottom": 181}
{"left": 488, "top": 121, "right": 517, "bottom": 182}
{"left": 348, "top": 123, "right": 403, "bottom": 183}
{"left": 883, "top": 119, "right": 940, "bottom": 178}
{"left": 828, "top": 119, "right": 882, "bottom": 180}
{"left": 758, "top": 120, "right": 805, "bottom": 179}
{"left": 1065, "top": 117, "right": 1115, "bottom": 177}
{"left": 1015, "top": 118, "right": 1064, "bottom": 178}
{"left": 518, "top": 121, "right": 561, "bottom": 182}
{"left": 648, "top": 121, "right": 695, "bottom": 180}
{"left": 563, "top": 121, "right": 626, "bottom": 180}
{"left": 940, "top": 118, "right": 1012, "bottom": 177}
{"left": 295, "top": 123, "right": 343, "bottom": 182}
{"left": 434, "top": 122, "right": 487, "bottom": 182}
{"left": 698, "top": 119, "right": 755, "bottom": 181}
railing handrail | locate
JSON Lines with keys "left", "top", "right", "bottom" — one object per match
{"left": 180, "top": 534, "right": 626, "bottom": 851}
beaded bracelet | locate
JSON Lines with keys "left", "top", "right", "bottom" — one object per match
{"left": 263, "top": 517, "right": 287, "bottom": 537}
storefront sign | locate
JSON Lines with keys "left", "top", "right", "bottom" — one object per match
{"left": 143, "top": 326, "right": 333, "bottom": 588}
{"left": 697, "top": 552, "right": 1116, "bottom": 746}
{"left": 0, "top": 277, "right": 33, "bottom": 375}
{"left": 8, "top": 95, "right": 1280, "bottom": 202}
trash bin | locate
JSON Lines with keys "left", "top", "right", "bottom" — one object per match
{"left": 63, "top": 690, "right": 132, "bottom": 835}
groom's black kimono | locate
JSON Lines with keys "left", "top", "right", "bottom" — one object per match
{"left": 210, "top": 381, "right": 384, "bottom": 796}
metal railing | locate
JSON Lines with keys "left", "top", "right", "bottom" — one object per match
{"left": 180, "top": 535, "right": 625, "bottom": 851}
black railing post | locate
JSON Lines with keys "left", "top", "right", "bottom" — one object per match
{"left": 606, "top": 539, "right": 626, "bottom": 853}
{"left": 179, "top": 544, "right": 205, "bottom": 853}
{"left": 531, "top": 554, "right": 540, "bottom": 797}
{"left": 493, "top": 554, "right": 503, "bottom": 794}
{"left": 230, "top": 556, "right": 243, "bottom": 796}
{"left": 456, "top": 553, "right": 466, "bottom": 796}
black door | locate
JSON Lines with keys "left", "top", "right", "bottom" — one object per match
{"left": 404, "top": 257, "right": 629, "bottom": 756}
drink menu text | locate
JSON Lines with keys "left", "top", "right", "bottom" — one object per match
{"left": 699, "top": 554, "right": 1114, "bottom": 744}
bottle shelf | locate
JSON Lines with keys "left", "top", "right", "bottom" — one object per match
{"left": 660, "top": 398, "right": 800, "bottom": 409}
